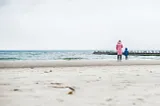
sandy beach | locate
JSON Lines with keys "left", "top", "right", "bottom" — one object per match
{"left": 1, "top": 60, "right": 160, "bottom": 106}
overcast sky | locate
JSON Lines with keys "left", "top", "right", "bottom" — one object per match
{"left": 0, "top": 0, "right": 160, "bottom": 50}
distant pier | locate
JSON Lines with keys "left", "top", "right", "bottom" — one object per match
{"left": 93, "top": 50, "right": 160, "bottom": 56}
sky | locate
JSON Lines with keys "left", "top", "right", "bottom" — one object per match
{"left": 0, "top": 0, "right": 160, "bottom": 50}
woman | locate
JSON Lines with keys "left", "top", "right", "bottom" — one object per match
{"left": 116, "top": 40, "right": 123, "bottom": 61}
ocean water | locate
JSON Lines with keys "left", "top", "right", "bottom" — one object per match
{"left": 0, "top": 50, "right": 160, "bottom": 61}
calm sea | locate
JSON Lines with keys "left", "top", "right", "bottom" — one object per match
{"left": 0, "top": 50, "right": 159, "bottom": 61}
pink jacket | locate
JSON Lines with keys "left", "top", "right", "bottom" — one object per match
{"left": 116, "top": 42, "right": 123, "bottom": 55}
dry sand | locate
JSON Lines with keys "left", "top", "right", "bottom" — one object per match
{"left": 0, "top": 60, "right": 160, "bottom": 106}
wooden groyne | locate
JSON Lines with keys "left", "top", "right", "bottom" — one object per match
{"left": 93, "top": 50, "right": 160, "bottom": 56}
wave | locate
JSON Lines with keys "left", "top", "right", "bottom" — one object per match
{"left": 0, "top": 57, "right": 20, "bottom": 60}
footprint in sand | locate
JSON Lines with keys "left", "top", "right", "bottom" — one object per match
{"left": 44, "top": 70, "right": 52, "bottom": 73}
{"left": 35, "top": 82, "right": 39, "bottom": 84}
{"left": 106, "top": 98, "right": 113, "bottom": 102}
{"left": 0, "top": 83, "right": 10, "bottom": 86}
{"left": 56, "top": 99, "right": 64, "bottom": 102}
{"left": 137, "top": 98, "right": 144, "bottom": 102}
{"left": 44, "top": 71, "right": 49, "bottom": 73}
{"left": 100, "top": 103, "right": 106, "bottom": 105}
{"left": 86, "top": 79, "right": 100, "bottom": 83}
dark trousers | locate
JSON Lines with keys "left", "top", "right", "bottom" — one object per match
{"left": 125, "top": 56, "right": 128, "bottom": 60}
{"left": 117, "top": 55, "right": 122, "bottom": 61}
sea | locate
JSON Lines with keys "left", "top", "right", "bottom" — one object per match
{"left": 0, "top": 50, "right": 160, "bottom": 61}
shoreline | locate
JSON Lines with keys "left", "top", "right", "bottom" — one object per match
{"left": 0, "top": 60, "right": 160, "bottom": 68}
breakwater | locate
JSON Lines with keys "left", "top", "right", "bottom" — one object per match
{"left": 93, "top": 50, "right": 160, "bottom": 56}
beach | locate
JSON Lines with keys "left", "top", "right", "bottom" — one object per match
{"left": 1, "top": 60, "right": 160, "bottom": 106}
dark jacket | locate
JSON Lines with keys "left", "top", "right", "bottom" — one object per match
{"left": 123, "top": 48, "right": 129, "bottom": 56}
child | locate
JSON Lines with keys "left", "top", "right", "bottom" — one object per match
{"left": 123, "top": 48, "right": 129, "bottom": 60}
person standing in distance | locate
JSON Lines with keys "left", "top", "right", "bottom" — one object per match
{"left": 123, "top": 48, "right": 129, "bottom": 60}
{"left": 116, "top": 40, "right": 123, "bottom": 61}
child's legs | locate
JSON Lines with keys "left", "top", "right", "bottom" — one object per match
{"left": 125, "top": 56, "right": 128, "bottom": 60}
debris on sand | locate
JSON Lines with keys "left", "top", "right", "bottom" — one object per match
{"left": 49, "top": 83, "right": 75, "bottom": 95}
{"left": 13, "top": 89, "right": 20, "bottom": 91}
{"left": 68, "top": 91, "right": 73, "bottom": 95}
{"left": 67, "top": 87, "right": 75, "bottom": 95}
{"left": 67, "top": 86, "right": 75, "bottom": 91}
{"left": 50, "top": 83, "right": 62, "bottom": 85}
{"left": 51, "top": 86, "right": 75, "bottom": 91}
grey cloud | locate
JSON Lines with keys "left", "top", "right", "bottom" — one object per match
{"left": 0, "top": 0, "right": 160, "bottom": 50}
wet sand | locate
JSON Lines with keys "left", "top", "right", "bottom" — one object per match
{"left": 1, "top": 60, "right": 160, "bottom": 68}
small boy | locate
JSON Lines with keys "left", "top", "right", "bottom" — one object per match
{"left": 123, "top": 48, "right": 129, "bottom": 60}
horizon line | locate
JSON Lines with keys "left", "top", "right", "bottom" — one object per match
{"left": 0, "top": 49, "right": 160, "bottom": 51}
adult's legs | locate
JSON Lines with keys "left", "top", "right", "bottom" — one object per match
{"left": 117, "top": 55, "right": 121, "bottom": 61}
{"left": 120, "top": 55, "right": 122, "bottom": 61}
